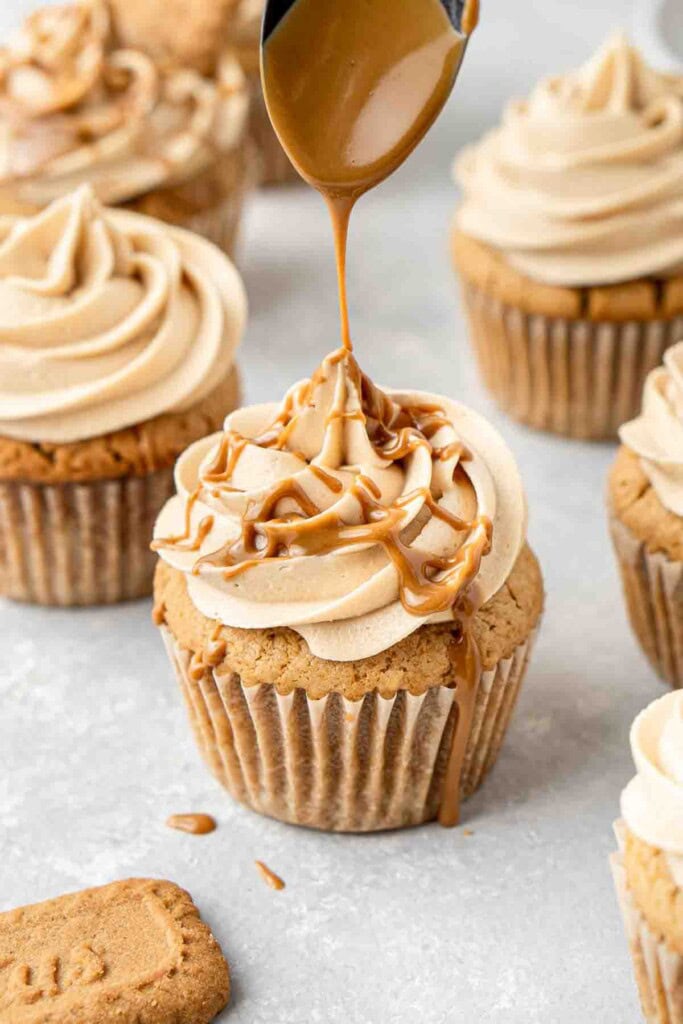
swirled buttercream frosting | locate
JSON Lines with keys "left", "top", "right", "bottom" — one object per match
{"left": 622, "top": 693, "right": 683, "bottom": 882}
{"left": 153, "top": 348, "right": 527, "bottom": 661}
{"left": 620, "top": 342, "right": 683, "bottom": 516}
{"left": 0, "top": 0, "right": 248, "bottom": 208}
{"left": 455, "top": 34, "right": 683, "bottom": 286}
{"left": 0, "top": 185, "right": 245, "bottom": 443}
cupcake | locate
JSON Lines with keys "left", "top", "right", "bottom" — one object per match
{"left": 452, "top": 34, "right": 683, "bottom": 441}
{"left": 0, "top": 185, "right": 245, "bottom": 606}
{"left": 152, "top": 345, "right": 543, "bottom": 832}
{"left": 611, "top": 692, "right": 683, "bottom": 1022}
{"left": 0, "top": 0, "right": 251, "bottom": 254}
{"left": 108, "top": 0, "right": 298, "bottom": 186}
{"left": 609, "top": 342, "right": 683, "bottom": 688}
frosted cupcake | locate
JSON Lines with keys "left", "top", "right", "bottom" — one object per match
{"left": 609, "top": 342, "right": 683, "bottom": 688}
{"left": 0, "top": 0, "right": 251, "bottom": 254}
{"left": 108, "top": 0, "right": 298, "bottom": 186}
{"left": 453, "top": 35, "right": 683, "bottom": 440}
{"left": 0, "top": 185, "right": 245, "bottom": 605}
{"left": 611, "top": 692, "right": 683, "bottom": 1022}
{"left": 152, "top": 346, "right": 543, "bottom": 832}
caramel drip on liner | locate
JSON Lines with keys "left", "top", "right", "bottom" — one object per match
{"left": 438, "top": 627, "right": 480, "bottom": 827}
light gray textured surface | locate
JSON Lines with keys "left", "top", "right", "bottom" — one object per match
{"left": 0, "top": 1, "right": 669, "bottom": 1020}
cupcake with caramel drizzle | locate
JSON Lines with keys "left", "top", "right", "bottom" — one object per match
{"left": 152, "top": 343, "right": 543, "bottom": 831}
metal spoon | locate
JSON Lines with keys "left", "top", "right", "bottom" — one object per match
{"left": 262, "top": 0, "right": 479, "bottom": 43}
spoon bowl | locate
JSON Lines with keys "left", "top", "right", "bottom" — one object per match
{"left": 262, "top": 0, "right": 478, "bottom": 42}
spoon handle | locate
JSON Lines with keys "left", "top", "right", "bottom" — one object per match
{"left": 262, "top": 0, "right": 474, "bottom": 43}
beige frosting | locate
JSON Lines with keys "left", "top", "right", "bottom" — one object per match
{"left": 455, "top": 34, "right": 683, "bottom": 287}
{"left": 0, "top": 1, "right": 249, "bottom": 208}
{"left": 153, "top": 348, "right": 527, "bottom": 661}
{"left": 620, "top": 341, "right": 683, "bottom": 516}
{"left": 0, "top": 185, "right": 245, "bottom": 443}
{"left": 622, "top": 693, "right": 683, "bottom": 879}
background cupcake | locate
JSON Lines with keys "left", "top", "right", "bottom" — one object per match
{"left": 108, "top": 0, "right": 298, "bottom": 186}
{"left": 0, "top": 0, "right": 251, "bottom": 254}
{"left": 152, "top": 346, "right": 543, "bottom": 832}
{"left": 452, "top": 34, "right": 683, "bottom": 441}
{"left": 611, "top": 691, "right": 683, "bottom": 1023}
{"left": 0, "top": 185, "right": 245, "bottom": 605}
{"left": 609, "top": 342, "right": 683, "bottom": 689}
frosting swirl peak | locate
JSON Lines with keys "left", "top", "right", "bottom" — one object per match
{"left": 0, "top": 186, "right": 245, "bottom": 443}
{"left": 620, "top": 342, "right": 683, "bottom": 516}
{"left": 153, "top": 349, "right": 526, "bottom": 660}
{"left": 455, "top": 34, "right": 683, "bottom": 286}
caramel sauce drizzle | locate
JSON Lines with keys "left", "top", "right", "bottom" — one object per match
{"left": 155, "top": 352, "right": 490, "bottom": 622}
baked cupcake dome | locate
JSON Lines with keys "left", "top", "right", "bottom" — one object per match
{"left": 0, "top": 185, "right": 245, "bottom": 605}
{"left": 452, "top": 35, "right": 683, "bottom": 441}
{"left": 0, "top": 1, "right": 251, "bottom": 253}
{"left": 611, "top": 692, "right": 683, "bottom": 1023}
{"left": 609, "top": 342, "right": 683, "bottom": 688}
{"left": 152, "top": 347, "right": 543, "bottom": 832}
{"left": 108, "top": 0, "right": 299, "bottom": 186}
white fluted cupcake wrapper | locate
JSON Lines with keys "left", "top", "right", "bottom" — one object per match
{"left": 609, "top": 514, "right": 683, "bottom": 689}
{"left": 0, "top": 470, "right": 175, "bottom": 606}
{"left": 460, "top": 281, "right": 683, "bottom": 440}
{"left": 160, "top": 625, "right": 537, "bottom": 832}
{"left": 612, "top": 823, "right": 683, "bottom": 1023}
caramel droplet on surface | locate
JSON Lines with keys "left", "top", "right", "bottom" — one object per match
{"left": 166, "top": 813, "right": 217, "bottom": 835}
{"left": 255, "top": 860, "right": 285, "bottom": 891}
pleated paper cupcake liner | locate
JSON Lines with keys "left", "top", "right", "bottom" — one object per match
{"left": 247, "top": 81, "right": 299, "bottom": 186}
{"left": 612, "top": 823, "right": 683, "bottom": 1023}
{"left": 609, "top": 514, "right": 683, "bottom": 689}
{"left": 0, "top": 469, "right": 175, "bottom": 606}
{"left": 460, "top": 281, "right": 683, "bottom": 441}
{"left": 160, "top": 625, "right": 537, "bottom": 832}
